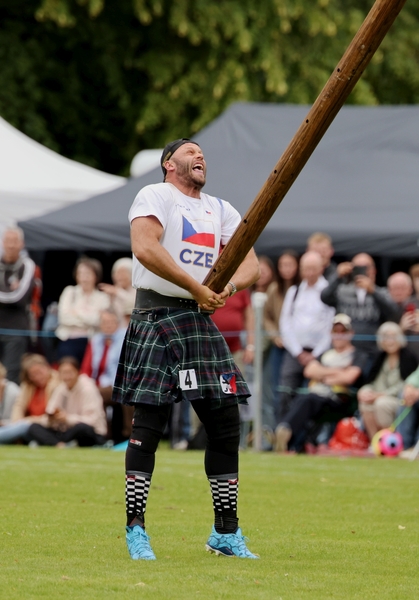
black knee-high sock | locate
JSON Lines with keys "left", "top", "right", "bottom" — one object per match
{"left": 125, "top": 441, "right": 155, "bottom": 528}
{"left": 191, "top": 402, "right": 241, "bottom": 534}
{"left": 206, "top": 445, "right": 239, "bottom": 534}
{"left": 125, "top": 403, "right": 171, "bottom": 528}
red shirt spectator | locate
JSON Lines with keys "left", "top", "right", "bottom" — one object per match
{"left": 212, "top": 290, "right": 252, "bottom": 353}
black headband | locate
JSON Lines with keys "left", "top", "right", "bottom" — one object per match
{"left": 160, "top": 138, "right": 200, "bottom": 179}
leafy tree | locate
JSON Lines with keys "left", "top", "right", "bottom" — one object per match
{"left": 0, "top": 0, "right": 147, "bottom": 174}
{"left": 0, "top": 0, "right": 418, "bottom": 175}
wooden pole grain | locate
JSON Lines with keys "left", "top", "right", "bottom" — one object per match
{"left": 203, "top": 0, "right": 407, "bottom": 292}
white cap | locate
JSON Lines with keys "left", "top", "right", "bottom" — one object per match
{"left": 333, "top": 313, "right": 352, "bottom": 330}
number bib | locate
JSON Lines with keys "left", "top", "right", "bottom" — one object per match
{"left": 179, "top": 369, "right": 198, "bottom": 390}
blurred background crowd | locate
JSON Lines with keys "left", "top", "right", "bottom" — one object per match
{"left": 2, "top": 226, "right": 419, "bottom": 456}
{"left": 2, "top": 2, "right": 419, "bottom": 456}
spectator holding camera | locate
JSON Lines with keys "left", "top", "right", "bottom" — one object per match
{"left": 321, "top": 253, "right": 399, "bottom": 361}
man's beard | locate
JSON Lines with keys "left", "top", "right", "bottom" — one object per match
{"left": 173, "top": 159, "right": 206, "bottom": 189}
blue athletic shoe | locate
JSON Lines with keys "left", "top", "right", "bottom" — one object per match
{"left": 205, "top": 525, "right": 259, "bottom": 558}
{"left": 126, "top": 525, "right": 156, "bottom": 560}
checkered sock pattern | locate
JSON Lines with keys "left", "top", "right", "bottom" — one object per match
{"left": 126, "top": 470, "right": 152, "bottom": 526}
{"left": 208, "top": 473, "right": 239, "bottom": 533}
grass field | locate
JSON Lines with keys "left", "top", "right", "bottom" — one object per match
{"left": 1, "top": 445, "right": 418, "bottom": 600}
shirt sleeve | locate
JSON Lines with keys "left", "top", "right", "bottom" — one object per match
{"left": 312, "top": 325, "right": 333, "bottom": 358}
{"left": 320, "top": 274, "right": 340, "bottom": 308}
{"left": 405, "top": 367, "right": 419, "bottom": 387}
{"left": 372, "top": 286, "right": 400, "bottom": 322}
{"left": 0, "top": 257, "right": 35, "bottom": 305}
{"left": 2, "top": 382, "right": 20, "bottom": 423}
{"left": 57, "top": 287, "right": 82, "bottom": 328}
{"left": 129, "top": 184, "right": 170, "bottom": 230}
{"left": 46, "top": 384, "right": 67, "bottom": 414}
{"left": 10, "top": 388, "right": 28, "bottom": 421}
{"left": 312, "top": 303, "right": 334, "bottom": 358}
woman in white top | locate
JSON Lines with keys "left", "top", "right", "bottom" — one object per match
{"left": 56, "top": 257, "right": 110, "bottom": 363}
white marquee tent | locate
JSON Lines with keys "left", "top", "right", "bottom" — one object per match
{"left": 0, "top": 116, "right": 125, "bottom": 229}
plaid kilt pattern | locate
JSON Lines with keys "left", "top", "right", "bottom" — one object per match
{"left": 112, "top": 308, "right": 250, "bottom": 409}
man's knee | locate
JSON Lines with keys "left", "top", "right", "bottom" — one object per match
{"left": 374, "top": 396, "right": 398, "bottom": 428}
{"left": 128, "top": 427, "right": 161, "bottom": 455}
{"left": 203, "top": 405, "right": 240, "bottom": 456}
{"left": 71, "top": 422, "right": 93, "bottom": 434}
{"left": 359, "top": 402, "right": 374, "bottom": 415}
{"left": 128, "top": 403, "right": 171, "bottom": 455}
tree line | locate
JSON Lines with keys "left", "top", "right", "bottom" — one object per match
{"left": 1, "top": 0, "right": 418, "bottom": 175}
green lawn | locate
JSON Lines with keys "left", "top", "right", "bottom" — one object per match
{"left": 0, "top": 446, "right": 418, "bottom": 600}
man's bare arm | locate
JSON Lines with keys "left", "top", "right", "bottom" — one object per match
{"left": 304, "top": 360, "right": 361, "bottom": 386}
{"left": 323, "top": 366, "right": 362, "bottom": 386}
{"left": 304, "top": 359, "right": 330, "bottom": 380}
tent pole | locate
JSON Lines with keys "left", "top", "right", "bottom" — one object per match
{"left": 203, "top": 0, "right": 407, "bottom": 292}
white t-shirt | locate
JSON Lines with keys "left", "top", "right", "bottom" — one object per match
{"left": 129, "top": 182, "right": 241, "bottom": 298}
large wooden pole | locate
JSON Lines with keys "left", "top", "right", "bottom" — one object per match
{"left": 204, "top": 0, "right": 407, "bottom": 292}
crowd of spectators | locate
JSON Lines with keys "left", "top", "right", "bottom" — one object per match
{"left": 1, "top": 225, "right": 419, "bottom": 456}
{"left": 0, "top": 227, "right": 134, "bottom": 448}
{"left": 216, "top": 231, "right": 419, "bottom": 455}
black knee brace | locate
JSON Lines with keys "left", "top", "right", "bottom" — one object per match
{"left": 206, "top": 405, "right": 240, "bottom": 456}
{"left": 125, "top": 403, "right": 171, "bottom": 473}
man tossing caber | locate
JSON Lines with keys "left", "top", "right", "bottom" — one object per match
{"left": 113, "top": 138, "right": 260, "bottom": 560}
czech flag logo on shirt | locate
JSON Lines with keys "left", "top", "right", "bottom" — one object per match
{"left": 182, "top": 216, "right": 215, "bottom": 248}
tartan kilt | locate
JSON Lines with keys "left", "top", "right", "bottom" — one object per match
{"left": 112, "top": 308, "right": 250, "bottom": 409}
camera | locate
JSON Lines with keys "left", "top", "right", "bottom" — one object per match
{"left": 351, "top": 265, "right": 367, "bottom": 278}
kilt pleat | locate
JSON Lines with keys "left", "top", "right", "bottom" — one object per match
{"left": 112, "top": 308, "right": 250, "bottom": 409}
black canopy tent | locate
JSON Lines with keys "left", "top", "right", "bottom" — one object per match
{"left": 19, "top": 103, "right": 419, "bottom": 258}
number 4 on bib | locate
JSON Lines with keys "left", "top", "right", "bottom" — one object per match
{"left": 179, "top": 369, "right": 198, "bottom": 390}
